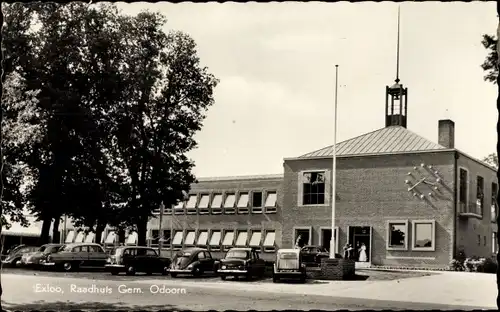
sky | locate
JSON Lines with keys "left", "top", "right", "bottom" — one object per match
{"left": 117, "top": 2, "right": 498, "bottom": 178}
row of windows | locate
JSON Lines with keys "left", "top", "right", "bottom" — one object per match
{"left": 387, "top": 220, "right": 436, "bottom": 251}
{"left": 458, "top": 168, "right": 497, "bottom": 220}
{"left": 154, "top": 191, "right": 278, "bottom": 215}
{"left": 64, "top": 229, "right": 139, "bottom": 245}
{"left": 148, "top": 229, "right": 277, "bottom": 252}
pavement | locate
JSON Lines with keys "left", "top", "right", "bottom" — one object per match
{"left": 0, "top": 269, "right": 496, "bottom": 310}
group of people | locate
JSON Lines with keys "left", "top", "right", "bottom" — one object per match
{"left": 343, "top": 242, "right": 367, "bottom": 262}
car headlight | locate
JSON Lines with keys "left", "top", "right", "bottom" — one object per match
{"left": 187, "top": 264, "right": 193, "bottom": 269}
{"left": 221, "top": 265, "right": 226, "bottom": 269}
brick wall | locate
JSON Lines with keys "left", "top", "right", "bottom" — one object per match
{"left": 283, "top": 151, "right": 457, "bottom": 268}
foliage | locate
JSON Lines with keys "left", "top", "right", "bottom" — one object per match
{"left": 449, "top": 259, "right": 464, "bottom": 271}
{"left": 481, "top": 34, "right": 498, "bottom": 84}
{"left": 482, "top": 153, "right": 499, "bottom": 169}
{"left": 2, "top": 3, "right": 218, "bottom": 246}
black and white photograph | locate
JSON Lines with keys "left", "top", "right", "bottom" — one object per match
{"left": 1, "top": 1, "right": 499, "bottom": 311}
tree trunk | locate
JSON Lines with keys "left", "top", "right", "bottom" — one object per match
{"left": 39, "top": 218, "right": 52, "bottom": 245}
{"left": 52, "top": 216, "right": 60, "bottom": 243}
{"left": 137, "top": 219, "right": 148, "bottom": 247}
{"left": 95, "top": 222, "right": 106, "bottom": 245}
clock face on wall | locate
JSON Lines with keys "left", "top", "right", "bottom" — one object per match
{"left": 404, "top": 163, "right": 444, "bottom": 200}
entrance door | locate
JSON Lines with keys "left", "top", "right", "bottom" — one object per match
{"left": 348, "top": 226, "right": 371, "bottom": 263}
{"left": 294, "top": 229, "right": 310, "bottom": 248}
{"left": 321, "top": 229, "right": 331, "bottom": 251}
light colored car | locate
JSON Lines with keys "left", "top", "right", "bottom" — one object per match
{"left": 273, "top": 248, "right": 306, "bottom": 283}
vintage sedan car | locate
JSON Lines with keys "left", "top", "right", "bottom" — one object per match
{"left": 300, "top": 245, "right": 342, "bottom": 266}
{"left": 218, "top": 248, "right": 266, "bottom": 280}
{"left": 105, "top": 246, "right": 171, "bottom": 276}
{"left": 20, "top": 244, "right": 63, "bottom": 267}
{"left": 273, "top": 248, "right": 306, "bottom": 283}
{"left": 40, "top": 243, "right": 108, "bottom": 271}
{"left": 169, "top": 247, "right": 218, "bottom": 277}
{"left": 1, "top": 246, "right": 38, "bottom": 267}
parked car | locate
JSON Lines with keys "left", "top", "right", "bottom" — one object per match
{"left": 273, "top": 248, "right": 306, "bottom": 283}
{"left": 1, "top": 246, "right": 38, "bottom": 267}
{"left": 169, "top": 247, "right": 218, "bottom": 277}
{"left": 300, "top": 245, "right": 342, "bottom": 266}
{"left": 218, "top": 247, "right": 266, "bottom": 280}
{"left": 2, "top": 245, "right": 26, "bottom": 260}
{"left": 20, "top": 244, "right": 63, "bottom": 267}
{"left": 105, "top": 246, "right": 171, "bottom": 276}
{"left": 40, "top": 243, "right": 108, "bottom": 271}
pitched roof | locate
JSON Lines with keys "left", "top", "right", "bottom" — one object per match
{"left": 299, "top": 126, "right": 447, "bottom": 158}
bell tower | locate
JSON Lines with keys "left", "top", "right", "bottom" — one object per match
{"left": 385, "top": 6, "right": 408, "bottom": 128}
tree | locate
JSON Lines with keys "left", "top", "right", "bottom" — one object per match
{"left": 481, "top": 34, "right": 498, "bottom": 84}
{"left": 482, "top": 153, "right": 498, "bottom": 169}
{"left": 106, "top": 12, "right": 218, "bottom": 245}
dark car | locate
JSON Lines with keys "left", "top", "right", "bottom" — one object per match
{"left": 218, "top": 248, "right": 266, "bottom": 280}
{"left": 1, "top": 246, "right": 38, "bottom": 267}
{"left": 300, "top": 245, "right": 342, "bottom": 266}
{"left": 169, "top": 247, "right": 217, "bottom": 278}
{"left": 105, "top": 246, "right": 171, "bottom": 276}
{"left": 40, "top": 243, "right": 108, "bottom": 271}
{"left": 20, "top": 244, "right": 63, "bottom": 267}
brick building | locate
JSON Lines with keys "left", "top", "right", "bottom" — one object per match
{"left": 147, "top": 79, "right": 498, "bottom": 269}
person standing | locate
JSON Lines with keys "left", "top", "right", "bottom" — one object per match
{"left": 359, "top": 243, "right": 367, "bottom": 262}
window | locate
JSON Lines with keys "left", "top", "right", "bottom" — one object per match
{"left": 209, "top": 231, "right": 221, "bottom": 251}
{"left": 222, "top": 231, "right": 235, "bottom": 250}
{"left": 302, "top": 172, "right": 326, "bottom": 205}
{"left": 263, "top": 231, "right": 276, "bottom": 252}
{"left": 211, "top": 194, "right": 223, "bottom": 214}
{"left": 459, "top": 168, "right": 468, "bottom": 213}
{"left": 386, "top": 221, "right": 408, "bottom": 250}
{"left": 150, "top": 230, "right": 159, "bottom": 245}
{"left": 492, "top": 183, "right": 498, "bottom": 222}
{"left": 224, "top": 194, "right": 236, "bottom": 214}
{"left": 237, "top": 193, "right": 249, "bottom": 214}
{"left": 146, "top": 249, "right": 157, "bottom": 257}
{"left": 172, "top": 231, "right": 184, "bottom": 250}
{"left": 84, "top": 232, "right": 95, "bottom": 243}
{"left": 198, "top": 194, "right": 210, "bottom": 214}
{"left": 185, "top": 231, "right": 196, "bottom": 246}
{"left": 197, "top": 252, "right": 205, "bottom": 260}
{"left": 186, "top": 195, "right": 198, "bottom": 215}
{"left": 89, "top": 245, "right": 103, "bottom": 252}
{"left": 477, "top": 234, "right": 481, "bottom": 246}
{"left": 252, "top": 192, "right": 263, "bottom": 213}
{"left": 249, "top": 231, "right": 262, "bottom": 247}
{"left": 174, "top": 200, "right": 185, "bottom": 215}
{"left": 484, "top": 235, "right": 487, "bottom": 246}
{"left": 235, "top": 231, "right": 248, "bottom": 247}
{"left": 65, "top": 230, "right": 75, "bottom": 243}
{"left": 493, "top": 232, "right": 498, "bottom": 254}
{"left": 197, "top": 231, "right": 208, "bottom": 246}
{"left": 74, "top": 231, "right": 85, "bottom": 243}
{"left": 412, "top": 220, "right": 435, "bottom": 251}
{"left": 105, "top": 231, "right": 116, "bottom": 244}
{"left": 293, "top": 227, "right": 312, "bottom": 248}
{"left": 477, "top": 176, "right": 484, "bottom": 216}
{"left": 126, "top": 231, "right": 138, "bottom": 245}
{"left": 265, "top": 192, "right": 277, "bottom": 213}
{"left": 164, "top": 204, "right": 172, "bottom": 214}
{"left": 161, "top": 230, "right": 171, "bottom": 247}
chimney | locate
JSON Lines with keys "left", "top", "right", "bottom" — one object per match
{"left": 438, "top": 119, "right": 455, "bottom": 148}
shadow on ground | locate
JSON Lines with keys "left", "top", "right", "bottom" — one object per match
{"left": 3, "top": 301, "right": 177, "bottom": 311}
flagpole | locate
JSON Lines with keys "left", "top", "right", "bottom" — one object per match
{"left": 330, "top": 64, "right": 339, "bottom": 259}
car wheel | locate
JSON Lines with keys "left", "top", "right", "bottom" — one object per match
{"left": 111, "top": 271, "right": 119, "bottom": 276}
{"left": 161, "top": 267, "right": 168, "bottom": 276}
{"left": 245, "top": 273, "right": 252, "bottom": 281}
{"left": 192, "top": 266, "right": 202, "bottom": 277}
{"left": 220, "top": 275, "right": 226, "bottom": 280}
{"left": 272, "top": 275, "right": 279, "bottom": 283}
{"left": 125, "top": 266, "right": 136, "bottom": 276}
{"left": 300, "top": 275, "right": 306, "bottom": 283}
{"left": 170, "top": 272, "right": 178, "bottom": 278}
{"left": 63, "top": 262, "right": 73, "bottom": 272}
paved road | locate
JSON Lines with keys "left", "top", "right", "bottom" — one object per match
{"left": 1, "top": 269, "right": 489, "bottom": 311}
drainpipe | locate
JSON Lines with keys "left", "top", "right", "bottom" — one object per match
{"left": 453, "top": 151, "right": 459, "bottom": 259}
